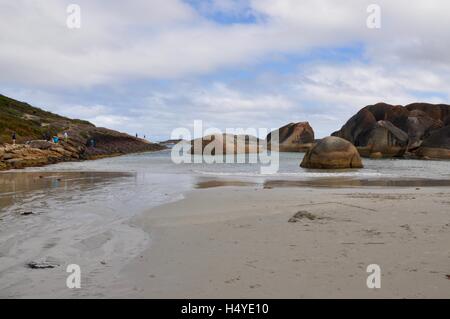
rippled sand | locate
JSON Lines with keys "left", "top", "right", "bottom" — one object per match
{"left": 125, "top": 185, "right": 450, "bottom": 298}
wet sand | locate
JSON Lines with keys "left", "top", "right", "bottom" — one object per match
{"left": 196, "top": 177, "right": 450, "bottom": 189}
{"left": 0, "top": 171, "right": 133, "bottom": 211}
{"left": 0, "top": 171, "right": 148, "bottom": 298}
{"left": 125, "top": 185, "right": 450, "bottom": 298}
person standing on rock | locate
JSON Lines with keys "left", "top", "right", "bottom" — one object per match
{"left": 12, "top": 132, "right": 16, "bottom": 145}
{"left": 64, "top": 132, "right": 68, "bottom": 142}
{"left": 43, "top": 131, "right": 50, "bottom": 141}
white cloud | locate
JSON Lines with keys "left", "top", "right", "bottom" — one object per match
{"left": 1, "top": 0, "right": 449, "bottom": 87}
{"left": 1, "top": 0, "right": 450, "bottom": 139}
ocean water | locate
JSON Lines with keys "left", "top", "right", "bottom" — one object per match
{"left": 3, "top": 149, "right": 447, "bottom": 218}
{"left": 20, "top": 148, "right": 450, "bottom": 179}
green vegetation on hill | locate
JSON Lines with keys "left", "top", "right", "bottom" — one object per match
{"left": 0, "top": 94, "right": 93, "bottom": 144}
{"left": 0, "top": 94, "right": 166, "bottom": 170}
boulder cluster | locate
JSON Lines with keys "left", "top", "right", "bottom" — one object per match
{"left": 190, "top": 134, "right": 263, "bottom": 155}
{"left": 188, "top": 122, "right": 315, "bottom": 155}
{"left": 186, "top": 104, "right": 450, "bottom": 169}
{"left": 332, "top": 103, "right": 450, "bottom": 159}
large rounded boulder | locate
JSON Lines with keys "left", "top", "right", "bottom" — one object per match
{"left": 300, "top": 136, "right": 363, "bottom": 169}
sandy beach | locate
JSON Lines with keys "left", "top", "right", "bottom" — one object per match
{"left": 124, "top": 184, "right": 450, "bottom": 298}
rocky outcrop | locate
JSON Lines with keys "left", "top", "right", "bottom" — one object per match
{"left": 333, "top": 102, "right": 450, "bottom": 159}
{"left": 300, "top": 136, "right": 363, "bottom": 169}
{"left": 79, "top": 127, "right": 165, "bottom": 158}
{"left": 266, "top": 122, "right": 314, "bottom": 152}
{"left": 414, "top": 125, "right": 450, "bottom": 159}
{"left": 0, "top": 143, "right": 73, "bottom": 169}
{"left": 1, "top": 132, "right": 165, "bottom": 170}
{"left": 190, "top": 134, "right": 263, "bottom": 155}
{"left": 158, "top": 139, "right": 184, "bottom": 147}
{"left": 356, "top": 120, "right": 409, "bottom": 158}
{"left": 0, "top": 94, "right": 165, "bottom": 170}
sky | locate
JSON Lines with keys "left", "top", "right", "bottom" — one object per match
{"left": 1, "top": 0, "right": 449, "bottom": 140}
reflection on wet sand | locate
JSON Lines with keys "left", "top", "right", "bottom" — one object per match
{"left": 0, "top": 171, "right": 133, "bottom": 213}
{"left": 195, "top": 179, "right": 257, "bottom": 189}
{"left": 195, "top": 177, "right": 450, "bottom": 189}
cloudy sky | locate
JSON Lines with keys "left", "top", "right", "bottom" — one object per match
{"left": 1, "top": 0, "right": 449, "bottom": 140}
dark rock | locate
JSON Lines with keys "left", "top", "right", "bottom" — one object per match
{"left": 26, "top": 261, "right": 59, "bottom": 269}
{"left": 267, "top": 122, "right": 314, "bottom": 152}
{"left": 406, "top": 109, "right": 442, "bottom": 149}
{"left": 415, "top": 125, "right": 450, "bottom": 159}
{"left": 333, "top": 102, "right": 450, "bottom": 158}
{"left": 357, "top": 120, "right": 408, "bottom": 157}
{"left": 288, "top": 211, "right": 317, "bottom": 222}
{"left": 3, "top": 153, "right": 14, "bottom": 160}
{"left": 27, "top": 140, "right": 53, "bottom": 150}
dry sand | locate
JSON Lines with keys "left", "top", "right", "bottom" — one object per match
{"left": 124, "top": 184, "right": 450, "bottom": 298}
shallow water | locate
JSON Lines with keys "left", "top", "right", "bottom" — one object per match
{"left": 17, "top": 149, "right": 450, "bottom": 179}
{"left": 0, "top": 149, "right": 449, "bottom": 297}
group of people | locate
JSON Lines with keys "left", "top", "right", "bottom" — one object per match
{"left": 43, "top": 131, "right": 69, "bottom": 144}
{"left": 10, "top": 130, "right": 146, "bottom": 146}
{"left": 10, "top": 131, "right": 69, "bottom": 145}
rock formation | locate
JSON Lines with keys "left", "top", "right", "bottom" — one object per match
{"left": 190, "top": 134, "right": 263, "bottom": 155}
{"left": 0, "top": 94, "right": 165, "bottom": 170}
{"left": 414, "top": 125, "right": 450, "bottom": 159}
{"left": 266, "top": 122, "right": 314, "bottom": 152}
{"left": 332, "top": 102, "right": 450, "bottom": 159}
{"left": 300, "top": 136, "right": 363, "bottom": 169}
